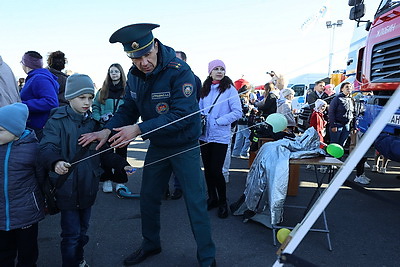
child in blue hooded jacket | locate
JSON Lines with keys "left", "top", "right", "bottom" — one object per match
{"left": 0, "top": 103, "right": 45, "bottom": 266}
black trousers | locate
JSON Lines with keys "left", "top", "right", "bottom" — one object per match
{"left": 0, "top": 223, "right": 39, "bottom": 267}
{"left": 100, "top": 145, "right": 129, "bottom": 183}
{"left": 200, "top": 141, "right": 228, "bottom": 203}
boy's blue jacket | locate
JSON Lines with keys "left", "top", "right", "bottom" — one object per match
{"left": 104, "top": 40, "right": 201, "bottom": 147}
{"left": 0, "top": 130, "right": 45, "bottom": 231}
{"left": 39, "top": 106, "right": 104, "bottom": 210}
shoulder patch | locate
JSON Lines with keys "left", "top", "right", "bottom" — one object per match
{"left": 182, "top": 83, "right": 194, "bottom": 97}
{"left": 167, "top": 61, "right": 182, "bottom": 69}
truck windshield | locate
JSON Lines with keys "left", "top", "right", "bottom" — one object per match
{"left": 376, "top": 0, "right": 400, "bottom": 18}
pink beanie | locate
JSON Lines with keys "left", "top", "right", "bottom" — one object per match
{"left": 208, "top": 59, "right": 226, "bottom": 75}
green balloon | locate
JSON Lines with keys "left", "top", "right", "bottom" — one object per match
{"left": 266, "top": 113, "right": 288, "bottom": 133}
{"left": 326, "top": 143, "right": 344, "bottom": 158}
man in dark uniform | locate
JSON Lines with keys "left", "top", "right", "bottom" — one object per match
{"left": 79, "top": 23, "right": 216, "bottom": 266}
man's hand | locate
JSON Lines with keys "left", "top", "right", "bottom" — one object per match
{"left": 55, "top": 161, "right": 71, "bottom": 175}
{"left": 79, "top": 129, "right": 111, "bottom": 150}
{"left": 109, "top": 124, "right": 141, "bottom": 148}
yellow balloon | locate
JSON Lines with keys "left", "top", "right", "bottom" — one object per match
{"left": 277, "top": 228, "right": 291, "bottom": 244}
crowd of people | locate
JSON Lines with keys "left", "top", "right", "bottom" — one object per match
{"left": 0, "top": 22, "right": 399, "bottom": 267}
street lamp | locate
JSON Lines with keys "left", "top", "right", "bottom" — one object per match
{"left": 326, "top": 20, "right": 343, "bottom": 76}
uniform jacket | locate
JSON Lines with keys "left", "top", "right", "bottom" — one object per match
{"left": 199, "top": 84, "right": 242, "bottom": 144}
{"left": 0, "top": 55, "right": 21, "bottom": 107}
{"left": 105, "top": 40, "right": 201, "bottom": 148}
{"left": 328, "top": 92, "right": 355, "bottom": 128}
{"left": 0, "top": 130, "right": 45, "bottom": 231}
{"left": 48, "top": 67, "right": 69, "bottom": 106}
{"left": 20, "top": 68, "right": 59, "bottom": 129}
{"left": 39, "top": 106, "right": 104, "bottom": 210}
{"left": 92, "top": 82, "right": 125, "bottom": 123}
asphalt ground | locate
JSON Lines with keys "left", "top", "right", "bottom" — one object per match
{"left": 37, "top": 138, "right": 400, "bottom": 266}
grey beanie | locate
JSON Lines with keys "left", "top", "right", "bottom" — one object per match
{"left": 65, "top": 73, "right": 95, "bottom": 100}
{"left": 0, "top": 103, "right": 28, "bottom": 137}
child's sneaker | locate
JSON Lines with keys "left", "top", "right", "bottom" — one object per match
{"left": 102, "top": 180, "right": 113, "bottom": 193}
{"left": 354, "top": 174, "right": 370, "bottom": 185}
{"left": 379, "top": 167, "right": 387, "bottom": 174}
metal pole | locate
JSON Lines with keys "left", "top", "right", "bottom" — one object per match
{"left": 327, "top": 25, "right": 335, "bottom": 76}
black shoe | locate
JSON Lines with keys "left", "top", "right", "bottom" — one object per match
{"left": 210, "top": 259, "right": 217, "bottom": 267}
{"left": 217, "top": 202, "right": 229, "bottom": 219}
{"left": 207, "top": 198, "right": 219, "bottom": 210}
{"left": 123, "top": 247, "right": 161, "bottom": 266}
{"left": 171, "top": 188, "right": 183, "bottom": 200}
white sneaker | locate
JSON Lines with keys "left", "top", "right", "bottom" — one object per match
{"left": 354, "top": 175, "right": 370, "bottom": 185}
{"left": 115, "top": 183, "right": 125, "bottom": 191}
{"left": 371, "top": 165, "right": 378, "bottom": 172}
{"left": 102, "top": 180, "right": 113, "bottom": 193}
{"left": 306, "top": 164, "right": 313, "bottom": 169}
{"left": 364, "top": 162, "right": 370, "bottom": 169}
{"left": 79, "top": 259, "right": 89, "bottom": 267}
{"left": 379, "top": 167, "right": 387, "bottom": 174}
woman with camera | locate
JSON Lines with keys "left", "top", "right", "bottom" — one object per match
{"left": 92, "top": 63, "right": 128, "bottom": 193}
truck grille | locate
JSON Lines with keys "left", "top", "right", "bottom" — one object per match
{"left": 371, "top": 36, "right": 400, "bottom": 83}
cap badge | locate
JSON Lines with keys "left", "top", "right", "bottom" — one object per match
{"left": 131, "top": 42, "right": 139, "bottom": 49}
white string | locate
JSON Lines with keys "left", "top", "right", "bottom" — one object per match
{"left": 142, "top": 120, "right": 268, "bottom": 168}
{"left": 71, "top": 69, "right": 400, "bottom": 167}
{"left": 70, "top": 88, "right": 250, "bottom": 166}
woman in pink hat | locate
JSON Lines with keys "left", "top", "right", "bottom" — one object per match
{"left": 199, "top": 59, "right": 242, "bottom": 219}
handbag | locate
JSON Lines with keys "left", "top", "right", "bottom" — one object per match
{"left": 201, "top": 91, "right": 222, "bottom": 135}
{"left": 42, "top": 146, "right": 89, "bottom": 215}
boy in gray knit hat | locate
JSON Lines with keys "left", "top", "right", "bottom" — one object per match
{"left": 39, "top": 74, "right": 135, "bottom": 267}
{"left": 0, "top": 103, "right": 46, "bottom": 266}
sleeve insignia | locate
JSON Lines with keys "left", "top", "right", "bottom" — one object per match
{"left": 182, "top": 83, "right": 194, "bottom": 97}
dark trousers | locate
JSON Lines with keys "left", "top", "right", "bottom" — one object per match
{"left": 356, "top": 157, "right": 367, "bottom": 176}
{"left": 200, "top": 141, "right": 228, "bottom": 203}
{"left": 140, "top": 142, "right": 215, "bottom": 266}
{"left": 60, "top": 208, "right": 91, "bottom": 267}
{"left": 0, "top": 223, "right": 39, "bottom": 267}
{"left": 100, "top": 145, "right": 129, "bottom": 183}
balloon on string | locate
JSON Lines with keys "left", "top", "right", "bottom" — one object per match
{"left": 326, "top": 143, "right": 344, "bottom": 158}
{"left": 277, "top": 228, "right": 291, "bottom": 244}
{"left": 266, "top": 113, "right": 288, "bottom": 133}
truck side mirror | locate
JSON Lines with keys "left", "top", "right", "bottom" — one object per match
{"left": 365, "top": 21, "right": 372, "bottom": 31}
{"left": 348, "top": 0, "right": 363, "bottom": 7}
{"left": 349, "top": 4, "right": 365, "bottom": 20}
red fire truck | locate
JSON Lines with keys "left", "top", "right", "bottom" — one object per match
{"left": 349, "top": 0, "right": 400, "bottom": 135}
